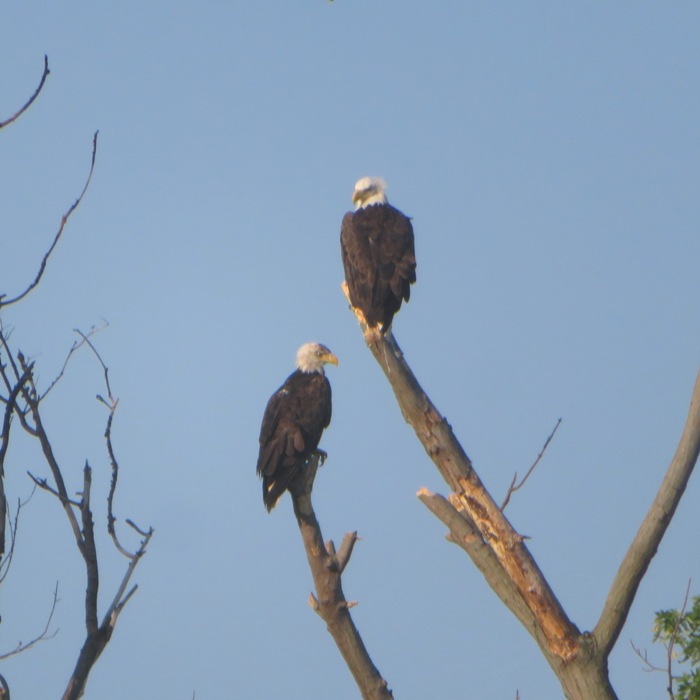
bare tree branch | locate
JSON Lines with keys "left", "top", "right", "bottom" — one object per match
{"left": 417, "top": 488, "right": 534, "bottom": 632}
{"left": 59, "top": 351, "right": 153, "bottom": 700}
{"left": 0, "top": 489, "right": 35, "bottom": 583}
{"left": 39, "top": 323, "right": 109, "bottom": 401}
{"left": 0, "top": 55, "right": 50, "bottom": 130}
{"left": 358, "top": 325, "right": 580, "bottom": 663}
{"left": 501, "top": 417, "right": 562, "bottom": 511}
{"left": 20, "top": 359, "right": 84, "bottom": 545}
{"left": 61, "top": 490, "right": 152, "bottom": 700}
{"left": 343, "top": 288, "right": 624, "bottom": 699}
{"left": 102, "top": 528, "right": 152, "bottom": 626}
{"left": 2, "top": 71, "right": 151, "bottom": 699}
{"left": 289, "top": 453, "right": 394, "bottom": 700}
{"left": 594, "top": 369, "right": 700, "bottom": 657}
{"left": 0, "top": 131, "right": 99, "bottom": 309}
{"left": 74, "top": 328, "right": 113, "bottom": 400}
{"left": 71, "top": 326, "right": 137, "bottom": 556}
{"left": 0, "top": 581, "right": 60, "bottom": 660}
{"left": 0, "top": 367, "right": 33, "bottom": 558}
{"left": 26, "top": 471, "right": 81, "bottom": 507}
{"left": 5, "top": 335, "right": 153, "bottom": 700}
{"left": 630, "top": 639, "right": 664, "bottom": 673}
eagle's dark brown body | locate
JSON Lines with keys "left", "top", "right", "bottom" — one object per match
{"left": 256, "top": 368, "right": 332, "bottom": 512}
{"left": 341, "top": 202, "right": 416, "bottom": 331}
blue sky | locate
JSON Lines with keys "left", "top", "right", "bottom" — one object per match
{"left": 1, "top": 2, "right": 699, "bottom": 698}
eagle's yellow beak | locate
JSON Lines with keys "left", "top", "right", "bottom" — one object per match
{"left": 324, "top": 352, "right": 339, "bottom": 367}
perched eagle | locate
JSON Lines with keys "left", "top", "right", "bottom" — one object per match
{"left": 341, "top": 176, "right": 416, "bottom": 332}
{"left": 256, "top": 342, "right": 338, "bottom": 512}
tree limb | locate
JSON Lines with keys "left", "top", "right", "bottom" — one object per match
{"left": 21, "top": 361, "right": 84, "bottom": 546}
{"left": 0, "top": 131, "right": 99, "bottom": 309}
{"left": 39, "top": 323, "right": 109, "bottom": 401}
{"left": 0, "top": 367, "right": 33, "bottom": 558}
{"left": 289, "top": 453, "right": 393, "bottom": 700}
{"left": 417, "top": 488, "right": 535, "bottom": 634}
{"left": 501, "top": 417, "right": 562, "bottom": 511}
{"left": 0, "top": 581, "right": 60, "bottom": 660}
{"left": 359, "top": 325, "right": 580, "bottom": 662}
{"left": 594, "top": 368, "right": 700, "bottom": 657}
{"left": 0, "top": 55, "right": 50, "bottom": 130}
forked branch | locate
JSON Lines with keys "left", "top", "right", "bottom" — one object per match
{"left": 352, "top": 316, "right": 580, "bottom": 663}
{"left": 289, "top": 453, "right": 393, "bottom": 700}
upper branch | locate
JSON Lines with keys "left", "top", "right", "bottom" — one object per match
{"left": 0, "top": 55, "right": 50, "bottom": 130}
{"left": 0, "top": 131, "right": 98, "bottom": 309}
{"left": 594, "top": 368, "right": 700, "bottom": 657}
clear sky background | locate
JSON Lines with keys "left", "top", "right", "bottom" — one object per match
{"left": 1, "top": 3, "right": 699, "bottom": 698}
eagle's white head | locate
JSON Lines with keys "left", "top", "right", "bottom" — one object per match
{"left": 352, "top": 176, "right": 388, "bottom": 210}
{"left": 295, "top": 342, "right": 339, "bottom": 374}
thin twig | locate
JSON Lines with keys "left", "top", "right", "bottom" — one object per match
{"left": 0, "top": 581, "right": 60, "bottom": 660}
{"left": 501, "top": 417, "right": 562, "bottom": 511}
{"left": 39, "top": 323, "right": 109, "bottom": 401}
{"left": 0, "top": 55, "right": 50, "bottom": 130}
{"left": 0, "top": 367, "right": 31, "bottom": 559}
{"left": 630, "top": 639, "right": 666, "bottom": 673}
{"left": 0, "top": 491, "right": 35, "bottom": 583}
{"left": 0, "top": 329, "right": 23, "bottom": 391}
{"left": 27, "top": 471, "right": 81, "bottom": 507}
{"left": 74, "top": 328, "right": 113, "bottom": 400}
{"left": 1, "top": 131, "right": 99, "bottom": 308}
{"left": 126, "top": 518, "right": 151, "bottom": 537}
{"left": 70, "top": 328, "right": 136, "bottom": 555}
{"left": 0, "top": 368, "right": 33, "bottom": 469}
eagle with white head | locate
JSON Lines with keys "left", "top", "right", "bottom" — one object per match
{"left": 341, "top": 177, "right": 416, "bottom": 332}
{"left": 256, "top": 342, "right": 338, "bottom": 512}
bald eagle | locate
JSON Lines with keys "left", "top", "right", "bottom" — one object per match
{"left": 341, "top": 177, "right": 416, "bottom": 332}
{"left": 256, "top": 342, "right": 338, "bottom": 512}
